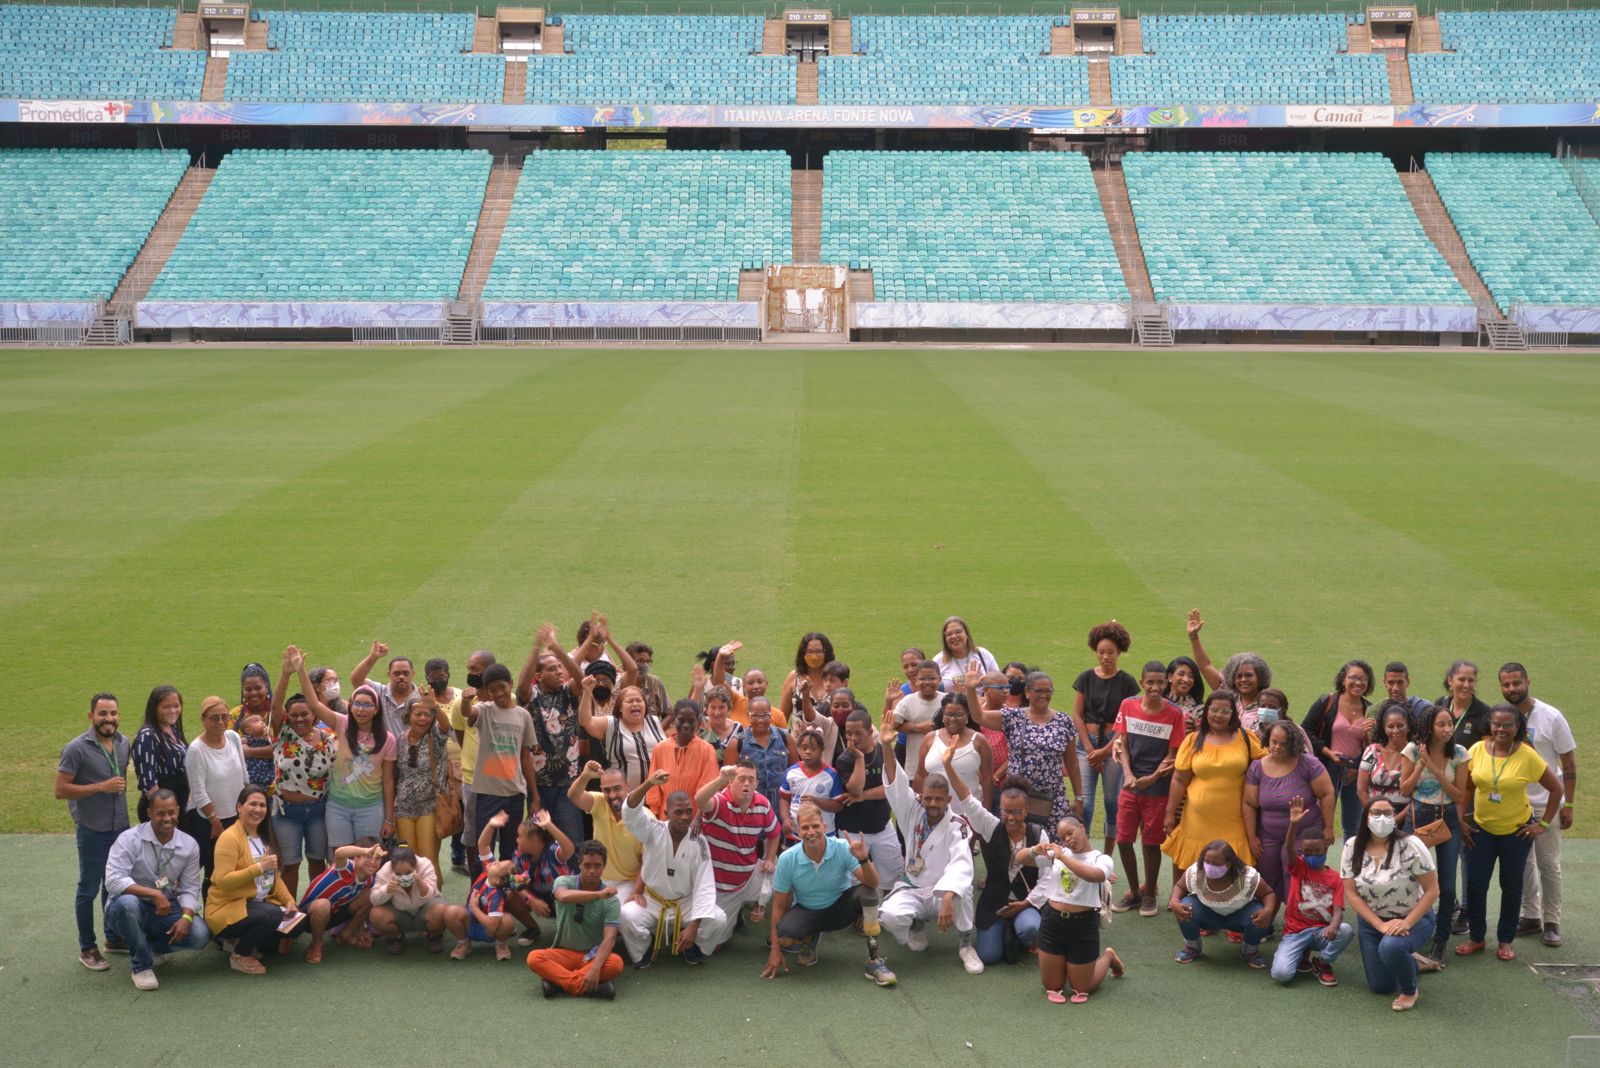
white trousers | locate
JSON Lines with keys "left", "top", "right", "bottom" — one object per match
{"left": 603, "top": 878, "right": 636, "bottom": 907}
{"left": 716, "top": 874, "right": 766, "bottom": 925}
{"left": 879, "top": 884, "right": 974, "bottom": 946}
{"left": 1520, "top": 821, "right": 1563, "bottom": 924}
{"left": 619, "top": 893, "right": 730, "bottom": 961}
{"left": 841, "top": 825, "right": 905, "bottom": 887}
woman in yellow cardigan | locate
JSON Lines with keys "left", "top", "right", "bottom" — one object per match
{"left": 205, "top": 784, "right": 304, "bottom": 974}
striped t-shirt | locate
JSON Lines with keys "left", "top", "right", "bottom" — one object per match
{"left": 781, "top": 763, "right": 844, "bottom": 834}
{"left": 701, "top": 790, "right": 779, "bottom": 893}
{"left": 298, "top": 860, "right": 372, "bottom": 912}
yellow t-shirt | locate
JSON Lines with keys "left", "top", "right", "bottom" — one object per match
{"left": 588, "top": 792, "right": 643, "bottom": 883}
{"left": 448, "top": 693, "right": 477, "bottom": 787}
{"left": 1468, "top": 741, "right": 1548, "bottom": 836}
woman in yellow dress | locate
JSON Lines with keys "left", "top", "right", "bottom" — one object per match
{"left": 1163, "top": 690, "right": 1265, "bottom": 869}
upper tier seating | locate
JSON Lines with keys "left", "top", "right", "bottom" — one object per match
{"left": 528, "top": 15, "right": 793, "bottom": 104}
{"left": 224, "top": 11, "right": 503, "bottom": 103}
{"left": 821, "top": 151, "right": 1129, "bottom": 303}
{"left": 1111, "top": 15, "right": 1388, "bottom": 104}
{"left": 1427, "top": 152, "right": 1600, "bottom": 308}
{"left": 0, "top": 148, "right": 188, "bottom": 301}
{"left": 483, "top": 150, "right": 790, "bottom": 302}
{"left": 819, "top": 17, "right": 1089, "bottom": 105}
{"left": 149, "top": 149, "right": 490, "bottom": 300}
{"left": 1410, "top": 11, "right": 1600, "bottom": 103}
{"left": 1122, "top": 152, "right": 1468, "bottom": 305}
{"left": 0, "top": 5, "right": 204, "bottom": 100}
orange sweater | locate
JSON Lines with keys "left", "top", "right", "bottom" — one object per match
{"left": 645, "top": 736, "right": 721, "bottom": 817}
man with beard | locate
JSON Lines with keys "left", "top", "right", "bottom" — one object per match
{"left": 103, "top": 789, "right": 211, "bottom": 989}
{"left": 57, "top": 692, "right": 132, "bottom": 970}
{"left": 568, "top": 761, "right": 643, "bottom": 903}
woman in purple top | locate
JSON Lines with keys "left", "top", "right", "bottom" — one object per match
{"left": 1242, "top": 720, "right": 1336, "bottom": 899}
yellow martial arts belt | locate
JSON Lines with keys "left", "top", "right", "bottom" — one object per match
{"left": 645, "top": 886, "right": 685, "bottom": 956}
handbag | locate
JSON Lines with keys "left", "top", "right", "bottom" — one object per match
{"left": 1413, "top": 816, "right": 1451, "bottom": 848}
{"left": 431, "top": 731, "right": 463, "bottom": 838}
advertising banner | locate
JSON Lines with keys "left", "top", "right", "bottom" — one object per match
{"left": 18, "top": 100, "right": 127, "bottom": 123}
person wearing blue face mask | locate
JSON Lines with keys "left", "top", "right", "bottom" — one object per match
{"left": 1269, "top": 798, "right": 1352, "bottom": 986}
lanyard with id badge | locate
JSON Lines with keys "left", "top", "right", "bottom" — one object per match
{"left": 148, "top": 840, "right": 178, "bottom": 893}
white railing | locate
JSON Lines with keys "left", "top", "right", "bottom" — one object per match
{"left": 1557, "top": 140, "right": 1600, "bottom": 230}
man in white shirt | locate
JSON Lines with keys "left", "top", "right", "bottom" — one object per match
{"left": 875, "top": 719, "right": 984, "bottom": 975}
{"left": 620, "top": 770, "right": 730, "bottom": 967}
{"left": 1500, "top": 664, "right": 1577, "bottom": 947}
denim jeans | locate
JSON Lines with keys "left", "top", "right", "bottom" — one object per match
{"left": 1336, "top": 774, "right": 1363, "bottom": 842}
{"left": 975, "top": 905, "right": 1042, "bottom": 965}
{"left": 1077, "top": 729, "right": 1121, "bottom": 840}
{"left": 538, "top": 784, "right": 586, "bottom": 852}
{"left": 1355, "top": 912, "right": 1436, "bottom": 996}
{"left": 1178, "top": 897, "right": 1270, "bottom": 947}
{"left": 324, "top": 797, "right": 384, "bottom": 850}
{"left": 74, "top": 825, "right": 119, "bottom": 950}
{"left": 1269, "top": 922, "right": 1354, "bottom": 983}
{"left": 104, "top": 893, "right": 213, "bottom": 973}
{"left": 1466, "top": 825, "right": 1533, "bottom": 945}
{"left": 468, "top": 791, "right": 525, "bottom": 879}
{"left": 272, "top": 796, "right": 328, "bottom": 867}
{"left": 1408, "top": 801, "right": 1460, "bottom": 947}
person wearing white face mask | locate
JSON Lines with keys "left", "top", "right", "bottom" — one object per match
{"left": 1340, "top": 798, "right": 1439, "bottom": 1011}
{"left": 368, "top": 846, "right": 468, "bottom": 955}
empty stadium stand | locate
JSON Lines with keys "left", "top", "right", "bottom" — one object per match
{"left": 1426, "top": 153, "right": 1600, "bottom": 308}
{"left": 1121, "top": 152, "right": 1468, "bottom": 305}
{"left": 0, "top": 5, "right": 204, "bottom": 101}
{"left": 1110, "top": 14, "right": 1388, "bottom": 104}
{"left": 224, "top": 11, "right": 504, "bottom": 103}
{"left": 526, "top": 15, "right": 794, "bottom": 105}
{"left": 148, "top": 149, "right": 490, "bottom": 300}
{"left": 818, "top": 17, "right": 1089, "bottom": 106}
{"left": 482, "top": 150, "right": 791, "bottom": 302}
{"left": 821, "top": 151, "right": 1128, "bottom": 304}
{"left": 1409, "top": 10, "right": 1600, "bottom": 103}
{"left": 0, "top": 148, "right": 189, "bottom": 302}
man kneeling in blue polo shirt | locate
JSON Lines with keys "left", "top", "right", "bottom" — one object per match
{"left": 760, "top": 800, "right": 895, "bottom": 986}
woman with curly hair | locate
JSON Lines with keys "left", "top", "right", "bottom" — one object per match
{"left": 1072, "top": 621, "right": 1139, "bottom": 855}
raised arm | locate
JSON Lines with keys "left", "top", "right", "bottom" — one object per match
{"left": 270, "top": 649, "right": 293, "bottom": 732}
{"left": 289, "top": 647, "right": 340, "bottom": 729}
{"left": 516, "top": 625, "right": 554, "bottom": 706}
{"left": 532, "top": 809, "right": 575, "bottom": 863}
{"left": 351, "top": 640, "right": 386, "bottom": 690}
{"left": 710, "top": 642, "right": 742, "bottom": 691}
{"left": 568, "top": 760, "right": 602, "bottom": 812}
{"left": 577, "top": 676, "right": 611, "bottom": 741}
{"left": 697, "top": 765, "right": 737, "bottom": 815}
{"left": 1187, "top": 610, "right": 1224, "bottom": 691}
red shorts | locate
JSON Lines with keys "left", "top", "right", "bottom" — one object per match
{"left": 1116, "top": 790, "right": 1167, "bottom": 845}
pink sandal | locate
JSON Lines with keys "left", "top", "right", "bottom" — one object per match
{"left": 1045, "top": 989, "right": 1067, "bottom": 1004}
{"left": 1070, "top": 991, "right": 1090, "bottom": 1004}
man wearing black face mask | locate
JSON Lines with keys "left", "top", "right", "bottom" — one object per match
{"left": 628, "top": 641, "right": 672, "bottom": 722}
{"left": 451, "top": 650, "right": 496, "bottom": 877}
{"left": 423, "top": 658, "right": 466, "bottom": 873}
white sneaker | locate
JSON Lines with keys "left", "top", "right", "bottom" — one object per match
{"left": 131, "top": 970, "right": 159, "bottom": 991}
{"left": 958, "top": 945, "right": 985, "bottom": 975}
{"left": 151, "top": 954, "right": 170, "bottom": 968}
{"left": 906, "top": 925, "right": 928, "bottom": 952}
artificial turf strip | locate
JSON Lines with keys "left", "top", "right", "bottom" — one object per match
{"left": 2, "top": 833, "right": 1596, "bottom": 1066}
{"left": 3, "top": 347, "right": 1598, "bottom": 837}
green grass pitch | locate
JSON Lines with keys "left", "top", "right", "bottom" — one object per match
{"left": 3, "top": 345, "right": 1599, "bottom": 1062}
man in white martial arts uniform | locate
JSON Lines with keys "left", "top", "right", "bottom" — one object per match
{"left": 876, "top": 718, "right": 985, "bottom": 975}
{"left": 620, "top": 770, "right": 730, "bottom": 967}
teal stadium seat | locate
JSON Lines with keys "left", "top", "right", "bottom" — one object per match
{"left": 821, "top": 151, "right": 1128, "bottom": 303}
{"left": 527, "top": 16, "right": 793, "bottom": 105}
{"left": 224, "top": 11, "right": 503, "bottom": 104}
{"left": 0, "top": 149, "right": 189, "bottom": 301}
{"left": 1410, "top": 11, "right": 1600, "bottom": 104}
{"left": 819, "top": 17, "right": 1088, "bottom": 106}
{"left": 1427, "top": 153, "right": 1600, "bottom": 308}
{"left": 148, "top": 149, "right": 490, "bottom": 300}
{"left": 0, "top": 5, "right": 205, "bottom": 100}
{"left": 482, "top": 150, "right": 790, "bottom": 302}
{"left": 1110, "top": 15, "right": 1387, "bottom": 104}
{"left": 1121, "top": 152, "right": 1467, "bottom": 305}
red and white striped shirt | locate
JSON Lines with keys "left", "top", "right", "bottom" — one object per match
{"left": 701, "top": 789, "right": 779, "bottom": 893}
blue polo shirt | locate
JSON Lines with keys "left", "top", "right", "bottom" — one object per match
{"left": 773, "top": 836, "right": 859, "bottom": 910}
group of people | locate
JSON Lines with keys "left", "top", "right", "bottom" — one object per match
{"left": 58, "top": 611, "right": 1575, "bottom": 1011}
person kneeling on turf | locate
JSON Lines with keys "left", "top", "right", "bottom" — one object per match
{"left": 368, "top": 846, "right": 467, "bottom": 956}
{"left": 760, "top": 801, "right": 893, "bottom": 986}
{"left": 529, "top": 840, "right": 625, "bottom": 999}
{"left": 1019, "top": 814, "right": 1123, "bottom": 1004}
{"left": 103, "top": 789, "right": 212, "bottom": 991}
{"left": 876, "top": 717, "right": 984, "bottom": 975}
{"left": 1270, "top": 799, "right": 1353, "bottom": 986}
{"left": 619, "top": 772, "right": 730, "bottom": 967}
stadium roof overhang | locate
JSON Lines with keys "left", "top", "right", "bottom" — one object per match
{"left": 5, "top": 99, "right": 1600, "bottom": 130}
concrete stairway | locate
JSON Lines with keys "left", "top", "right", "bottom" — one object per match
{"left": 1387, "top": 53, "right": 1414, "bottom": 104}
{"left": 201, "top": 54, "right": 228, "bottom": 101}
{"left": 458, "top": 156, "right": 524, "bottom": 302}
{"left": 1051, "top": 24, "right": 1073, "bottom": 54}
{"left": 1118, "top": 17, "right": 1143, "bottom": 54}
{"left": 1397, "top": 169, "right": 1500, "bottom": 315}
{"left": 791, "top": 169, "right": 822, "bottom": 264}
{"left": 797, "top": 60, "right": 818, "bottom": 104}
{"left": 244, "top": 19, "right": 267, "bottom": 50}
{"left": 762, "top": 18, "right": 786, "bottom": 56}
{"left": 1346, "top": 22, "right": 1371, "bottom": 54}
{"left": 1092, "top": 162, "right": 1154, "bottom": 303}
{"left": 504, "top": 60, "right": 526, "bottom": 104}
{"left": 738, "top": 269, "right": 765, "bottom": 302}
{"left": 543, "top": 24, "right": 563, "bottom": 53}
{"left": 173, "top": 12, "right": 200, "bottom": 51}
{"left": 1088, "top": 60, "right": 1111, "bottom": 105}
{"left": 109, "top": 165, "right": 216, "bottom": 309}
{"left": 1416, "top": 15, "right": 1443, "bottom": 52}
{"left": 848, "top": 269, "right": 873, "bottom": 303}
{"left": 473, "top": 16, "right": 497, "bottom": 53}
{"left": 830, "top": 19, "right": 852, "bottom": 55}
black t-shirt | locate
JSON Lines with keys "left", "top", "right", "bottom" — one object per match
{"left": 1074, "top": 669, "right": 1141, "bottom": 730}
{"left": 833, "top": 744, "right": 890, "bottom": 834}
